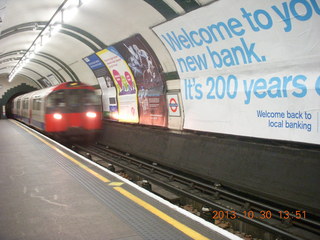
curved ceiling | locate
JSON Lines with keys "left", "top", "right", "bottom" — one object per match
{"left": 0, "top": 0, "right": 215, "bottom": 87}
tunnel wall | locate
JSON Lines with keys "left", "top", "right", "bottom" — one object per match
{"left": 99, "top": 121, "right": 320, "bottom": 215}
{"left": 0, "top": 82, "right": 38, "bottom": 118}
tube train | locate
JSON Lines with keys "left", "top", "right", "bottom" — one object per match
{"left": 12, "top": 82, "right": 102, "bottom": 140}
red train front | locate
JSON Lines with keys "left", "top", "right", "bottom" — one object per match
{"left": 45, "top": 82, "right": 102, "bottom": 136}
{"left": 12, "top": 82, "right": 102, "bottom": 140}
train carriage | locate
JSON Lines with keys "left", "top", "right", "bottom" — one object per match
{"left": 12, "top": 82, "right": 102, "bottom": 139}
{"left": 12, "top": 95, "right": 23, "bottom": 121}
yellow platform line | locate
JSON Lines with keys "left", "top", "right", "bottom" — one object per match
{"left": 114, "top": 187, "right": 211, "bottom": 240}
{"left": 12, "top": 120, "right": 211, "bottom": 239}
{"left": 11, "top": 120, "right": 110, "bottom": 183}
{"left": 109, "top": 182, "right": 124, "bottom": 186}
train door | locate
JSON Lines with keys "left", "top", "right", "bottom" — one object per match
{"left": 21, "top": 97, "right": 29, "bottom": 123}
{"left": 31, "top": 95, "right": 44, "bottom": 130}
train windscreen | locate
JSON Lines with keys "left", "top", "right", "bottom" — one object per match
{"left": 46, "top": 89, "right": 101, "bottom": 113}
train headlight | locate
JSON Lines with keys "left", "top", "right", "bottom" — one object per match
{"left": 86, "top": 112, "right": 96, "bottom": 118}
{"left": 53, "top": 113, "right": 62, "bottom": 120}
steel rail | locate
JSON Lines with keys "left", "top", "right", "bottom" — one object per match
{"left": 73, "top": 143, "right": 320, "bottom": 240}
{"left": 91, "top": 143, "right": 320, "bottom": 230}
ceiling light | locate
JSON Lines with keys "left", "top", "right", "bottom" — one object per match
{"left": 8, "top": 0, "right": 88, "bottom": 82}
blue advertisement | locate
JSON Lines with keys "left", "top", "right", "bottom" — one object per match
{"left": 153, "top": 0, "right": 320, "bottom": 145}
{"left": 83, "top": 54, "right": 118, "bottom": 120}
{"left": 83, "top": 54, "right": 105, "bottom": 71}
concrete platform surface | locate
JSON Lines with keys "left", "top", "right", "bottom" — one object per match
{"left": 0, "top": 119, "right": 240, "bottom": 240}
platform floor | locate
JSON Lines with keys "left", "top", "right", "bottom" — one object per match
{"left": 0, "top": 119, "right": 240, "bottom": 240}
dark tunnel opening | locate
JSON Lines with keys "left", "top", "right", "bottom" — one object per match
{"left": 4, "top": 92, "right": 27, "bottom": 119}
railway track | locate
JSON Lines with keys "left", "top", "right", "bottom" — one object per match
{"left": 72, "top": 142, "right": 320, "bottom": 240}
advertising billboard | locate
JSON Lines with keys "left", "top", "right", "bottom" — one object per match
{"left": 114, "top": 34, "right": 168, "bottom": 127}
{"left": 97, "top": 47, "right": 139, "bottom": 123}
{"left": 153, "top": 0, "right": 320, "bottom": 145}
{"left": 83, "top": 53, "right": 118, "bottom": 120}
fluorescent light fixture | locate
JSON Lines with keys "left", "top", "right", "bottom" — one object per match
{"left": 51, "top": 23, "right": 62, "bottom": 35}
{"left": 63, "top": 7, "right": 78, "bottom": 22}
{"left": 8, "top": 0, "right": 88, "bottom": 83}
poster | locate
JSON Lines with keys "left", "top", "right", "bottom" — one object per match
{"left": 114, "top": 34, "right": 168, "bottom": 127}
{"left": 97, "top": 47, "right": 139, "bottom": 123}
{"left": 153, "top": 0, "right": 320, "bottom": 145}
{"left": 83, "top": 53, "right": 118, "bottom": 120}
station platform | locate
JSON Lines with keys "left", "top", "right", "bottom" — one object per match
{"left": 0, "top": 119, "right": 241, "bottom": 240}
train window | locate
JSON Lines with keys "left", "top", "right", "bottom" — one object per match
{"left": 68, "top": 91, "right": 80, "bottom": 107}
{"left": 67, "top": 89, "right": 100, "bottom": 108}
{"left": 46, "top": 90, "right": 66, "bottom": 114}
{"left": 47, "top": 91, "right": 66, "bottom": 108}
{"left": 38, "top": 99, "right": 42, "bottom": 110}
{"left": 83, "top": 90, "right": 100, "bottom": 106}
{"left": 17, "top": 99, "right": 21, "bottom": 109}
{"left": 33, "top": 99, "right": 41, "bottom": 110}
{"left": 23, "top": 99, "right": 29, "bottom": 109}
{"left": 33, "top": 99, "right": 36, "bottom": 110}
{"left": 46, "top": 89, "right": 101, "bottom": 113}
